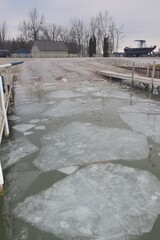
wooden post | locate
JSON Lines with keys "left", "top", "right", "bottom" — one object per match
{"left": 132, "top": 62, "right": 135, "bottom": 87}
{"left": 147, "top": 64, "right": 150, "bottom": 77}
{"left": 151, "top": 61, "right": 156, "bottom": 92}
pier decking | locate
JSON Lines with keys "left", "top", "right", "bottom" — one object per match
{"left": 97, "top": 69, "right": 160, "bottom": 91}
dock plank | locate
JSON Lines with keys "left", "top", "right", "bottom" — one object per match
{"left": 97, "top": 70, "right": 160, "bottom": 89}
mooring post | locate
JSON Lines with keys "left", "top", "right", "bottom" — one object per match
{"left": 151, "top": 61, "right": 156, "bottom": 92}
{"left": 147, "top": 64, "right": 150, "bottom": 77}
{"left": 132, "top": 62, "right": 135, "bottom": 87}
{"left": 0, "top": 75, "right": 9, "bottom": 136}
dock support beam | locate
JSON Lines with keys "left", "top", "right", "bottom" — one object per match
{"left": 151, "top": 61, "right": 156, "bottom": 92}
{"left": 0, "top": 75, "right": 9, "bottom": 136}
{"left": 132, "top": 62, "right": 135, "bottom": 87}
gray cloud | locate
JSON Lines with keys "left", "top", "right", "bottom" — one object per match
{"left": 0, "top": 0, "right": 159, "bottom": 50}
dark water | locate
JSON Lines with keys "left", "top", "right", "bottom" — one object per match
{"left": 0, "top": 80, "right": 160, "bottom": 240}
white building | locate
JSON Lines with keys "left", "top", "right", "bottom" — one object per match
{"left": 31, "top": 40, "right": 68, "bottom": 58}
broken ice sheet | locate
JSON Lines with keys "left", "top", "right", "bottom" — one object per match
{"left": 12, "top": 124, "right": 35, "bottom": 133}
{"left": 16, "top": 102, "right": 46, "bottom": 116}
{"left": 57, "top": 166, "right": 79, "bottom": 175}
{"left": 14, "top": 163, "right": 160, "bottom": 240}
{"left": 23, "top": 132, "right": 33, "bottom": 136}
{"left": 0, "top": 137, "right": 39, "bottom": 169}
{"left": 29, "top": 119, "right": 40, "bottom": 124}
{"left": 8, "top": 115, "right": 21, "bottom": 121}
{"left": 42, "top": 99, "right": 101, "bottom": 118}
{"left": 119, "top": 102, "right": 160, "bottom": 143}
{"left": 35, "top": 126, "right": 45, "bottom": 130}
{"left": 92, "top": 88, "right": 136, "bottom": 100}
{"left": 34, "top": 122, "right": 149, "bottom": 172}
{"left": 75, "top": 86, "right": 98, "bottom": 93}
{"left": 47, "top": 90, "right": 84, "bottom": 99}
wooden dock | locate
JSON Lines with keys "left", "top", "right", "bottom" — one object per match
{"left": 0, "top": 61, "right": 23, "bottom": 192}
{"left": 97, "top": 61, "right": 160, "bottom": 92}
{"left": 0, "top": 64, "right": 13, "bottom": 191}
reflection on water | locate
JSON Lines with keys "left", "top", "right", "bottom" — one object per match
{"left": 1, "top": 81, "right": 160, "bottom": 240}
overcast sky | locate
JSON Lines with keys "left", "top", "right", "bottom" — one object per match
{"left": 0, "top": 0, "right": 159, "bottom": 51}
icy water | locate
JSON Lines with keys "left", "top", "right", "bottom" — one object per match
{"left": 1, "top": 75, "right": 160, "bottom": 239}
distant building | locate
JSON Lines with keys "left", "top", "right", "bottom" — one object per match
{"left": 31, "top": 40, "right": 68, "bottom": 58}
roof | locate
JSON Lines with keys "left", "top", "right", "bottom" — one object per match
{"left": 34, "top": 40, "right": 68, "bottom": 52}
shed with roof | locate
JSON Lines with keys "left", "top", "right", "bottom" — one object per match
{"left": 31, "top": 40, "right": 68, "bottom": 58}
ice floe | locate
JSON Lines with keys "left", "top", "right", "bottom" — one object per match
{"left": 92, "top": 88, "right": 135, "bottom": 100}
{"left": 57, "top": 166, "right": 79, "bottom": 175}
{"left": 8, "top": 115, "right": 21, "bottom": 121}
{"left": 23, "top": 131, "right": 34, "bottom": 136}
{"left": 119, "top": 102, "right": 160, "bottom": 143}
{"left": 34, "top": 122, "right": 149, "bottom": 172}
{"left": 47, "top": 90, "right": 84, "bottom": 99}
{"left": 14, "top": 163, "right": 160, "bottom": 240}
{"left": 0, "top": 137, "right": 39, "bottom": 169}
{"left": 12, "top": 124, "right": 35, "bottom": 132}
{"left": 42, "top": 99, "right": 102, "bottom": 118}
{"left": 16, "top": 102, "right": 46, "bottom": 116}
{"left": 29, "top": 119, "right": 40, "bottom": 124}
{"left": 35, "top": 126, "right": 46, "bottom": 130}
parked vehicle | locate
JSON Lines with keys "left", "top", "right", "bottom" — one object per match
{"left": 0, "top": 50, "right": 11, "bottom": 58}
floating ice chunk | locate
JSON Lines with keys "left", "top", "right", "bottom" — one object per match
{"left": 12, "top": 124, "right": 35, "bottom": 132}
{"left": 47, "top": 90, "right": 84, "bottom": 99}
{"left": 58, "top": 166, "right": 79, "bottom": 175}
{"left": 0, "top": 137, "right": 39, "bottom": 169}
{"left": 8, "top": 115, "right": 21, "bottom": 121}
{"left": 34, "top": 122, "right": 149, "bottom": 172}
{"left": 84, "top": 123, "right": 92, "bottom": 126}
{"left": 35, "top": 126, "right": 45, "bottom": 130}
{"left": 23, "top": 131, "right": 33, "bottom": 136}
{"left": 16, "top": 103, "right": 46, "bottom": 116}
{"left": 14, "top": 163, "right": 160, "bottom": 240}
{"left": 42, "top": 99, "right": 101, "bottom": 118}
{"left": 75, "top": 86, "right": 98, "bottom": 93}
{"left": 29, "top": 119, "right": 40, "bottom": 124}
{"left": 40, "top": 118, "right": 49, "bottom": 123}
{"left": 119, "top": 102, "right": 160, "bottom": 143}
{"left": 47, "top": 101, "right": 55, "bottom": 105}
{"left": 92, "top": 89, "right": 135, "bottom": 100}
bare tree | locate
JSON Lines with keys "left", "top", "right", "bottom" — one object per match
{"left": 18, "top": 21, "right": 29, "bottom": 41}
{"left": 95, "top": 11, "right": 109, "bottom": 53}
{"left": 19, "top": 7, "right": 44, "bottom": 41}
{"left": 70, "top": 18, "right": 86, "bottom": 56}
{"left": 42, "top": 23, "right": 56, "bottom": 40}
{"left": 0, "top": 21, "right": 7, "bottom": 48}
{"left": 115, "top": 25, "right": 124, "bottom": 52}
{"left": 108, "top": 16, "right": 116, "bottom": 53}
